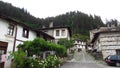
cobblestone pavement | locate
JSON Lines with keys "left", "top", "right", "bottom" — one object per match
{"left": 60, "top": 49, "right": 117, "bottom": 68}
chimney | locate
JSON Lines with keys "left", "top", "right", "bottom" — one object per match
{"left": 49, "top": 22, "right": 53, "bottom": 27}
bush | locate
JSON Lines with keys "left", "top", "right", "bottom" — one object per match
{"left": 13, "top": 38, "right": 66, "bottom": 68}
{"left": 24, "top": 55, "right": 62, "bottom": 68}
{"left": 9, "top": 50, "right": 26, "bottom": 68}
{"left": 10, "top": 54, "right": 62, "bottom": 68}
{"left": 44, "top": 55, "right": 62, "bottom": 68}
{"left": 24, "top": 58, "right": 43, "bottom": 68}
{"left": 18, "top": 38, "right": 67, "bottom": 57}
{"left": 58, "top": 38, "right": 74, "bottom": 48}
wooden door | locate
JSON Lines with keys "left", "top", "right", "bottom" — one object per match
{"left": 0, "top": 41, "right": 8, "bottom": 68}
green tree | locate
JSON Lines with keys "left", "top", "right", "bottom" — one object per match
{"left": 106, "top": 19, "right": 119, "bottom": 27}
{"left": 18, "top": 38, "right": 66, "bottom": 56}
{"left": 9, "top": 50, "right": 26, "bottom": 68}
{"left": 72, "top": 34, "right": 89, "bottom": 41}
{"left": 0, "top": 1, "right": 105, "bottom": 36}
{"left": 58, "top": 38, "right": 74, "bottom": 48}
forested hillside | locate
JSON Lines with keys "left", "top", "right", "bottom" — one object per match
{"left": 44, "top": 11, "right": 105, "bottom": 35}
{"left": 0, "top": 1, "right": 43, "bottom": 28}
{"left": 0, "top": 1, "right": 105, "bottom": 36}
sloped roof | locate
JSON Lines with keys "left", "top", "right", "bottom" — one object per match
{"left": 40, "top": 26, "right": 72, "bottom": 36}
{"left": 0, "top": 14, "right": 32, "bottom": 30}
{"left": 91, "top": 27, "right": 120, "bottom": 43}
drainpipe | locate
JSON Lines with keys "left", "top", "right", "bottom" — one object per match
{"left": 13, "top": 26, "right": 17, "bottom": 52}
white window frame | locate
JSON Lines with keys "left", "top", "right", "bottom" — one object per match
{"left": 7, "top": 24, "right": 14, "bottom": 36}
{"left": 56, "top": 30, "right": 60, "bottom": 36}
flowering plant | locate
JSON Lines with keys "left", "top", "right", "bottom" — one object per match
{"left": 44, "top": 55, "right": 62, "bottom": 68}
{"left": 24, "top": 55, "right": 62, "bottom": 68}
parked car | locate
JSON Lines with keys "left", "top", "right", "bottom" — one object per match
{"left": 105, "top": 55, "right": 120, "bottom": 67}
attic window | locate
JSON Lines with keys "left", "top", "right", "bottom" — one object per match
{"left": 22, "top": 28, "right": 29, "bottom": 38}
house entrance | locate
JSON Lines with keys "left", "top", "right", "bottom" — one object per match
{"left": 0, "top": 41, "right": 8, "bottom": 68}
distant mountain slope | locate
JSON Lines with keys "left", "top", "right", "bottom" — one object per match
{"left": 43, "top": 11, "right": 105, "bottom": 35}
{"left": 0, "top": 1, "right": 105, "bottom": 36}
{"left": 0, "top": 1, "right": 43, "bottom": 29}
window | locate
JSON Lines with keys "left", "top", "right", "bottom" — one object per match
{"left": 22, "top": 28, "right": 29, "bottom": 38}
{"left": 56, "top": 30, "right": 60, "bottom": 36}
{"left": 7, "top": 24, "right": 14, "bottom": 36}
{"left": 61, "top": 30, "right": 65, "bottom": 36}
{"left": 116, "top": 49, "right": 120, "bottom": 55}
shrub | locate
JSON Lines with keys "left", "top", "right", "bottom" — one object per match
{"left": 24, "top": 58, "right": 43, "bottom": 68}
{"left": 24, "top": 55, "right": 62, "bottom": 68}
{"left": 44, "top": 55, "right": 62, "bottom": 68}
{"left": 10, "top": 51, "right": 63, "bottom": 68}
{"left": 18, "top": 38, "right": 67, "bottom": 57}
{"left": 9, "top": 50, "right": 26, "bottom": 68}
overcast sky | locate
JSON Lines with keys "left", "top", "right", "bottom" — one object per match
{"left": 2, "top": 0, "right": 120, "bottom": 23}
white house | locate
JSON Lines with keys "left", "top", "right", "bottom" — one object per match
{"left": 73, "top": 39, "right": 86, "bottom": 51}
{"left": 40, "top": 23, "right": 71, "bottom": 44}
{"left": 91, "top": 27, "right": 120, "bottom": 59}
{"left": 0, "top": 15, "right": 54, "bottom": 68}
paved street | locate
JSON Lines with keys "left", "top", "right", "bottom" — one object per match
{"left": 60, "top": 49, "right": 117, "bottom": 68}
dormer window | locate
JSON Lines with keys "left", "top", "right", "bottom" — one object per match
{"left": 22, "top": 28, "right": 29, "bottom": 38}
{"left": 7, "top": 24, "right": 14, "bottom": 36}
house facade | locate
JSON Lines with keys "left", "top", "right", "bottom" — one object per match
{"left": 0, "top": 15, "right": 54, "bottom": 68}
{"left": 91, "top": 27, "right": 120, "bottom": 59}
{"left": 89, "top": 27, "right": 111, "bottom": 41}
{"left": 40, "top": 25, "right": 71, "bottom": 44}
{"left": 73, "top": 39, "right": 86, "bottom": 51}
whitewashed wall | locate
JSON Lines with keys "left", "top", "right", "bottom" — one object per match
{"left": 0, "top": 19, "right": 15, "bottom": 68}
{"left": 42, "top": 28, "right": 70, "bottom": 43}
{"left": 0, "top": 18, "right": 38, "bottom": 68}
{"left": 74, "top": 41, "right": 86, "bottom": 50}
{"left": 46, "top": 29, "right": 54, "bottom": 37}
{"left": 16, "top": 25, "right": 37, "bottom": 41}
{"left": 53, "top": 28, "right": 70, "bottom": 39}
{"left": 15, "top": 25, "right": 37, "bottom": 51}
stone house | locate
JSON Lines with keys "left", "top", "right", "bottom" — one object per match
{"left": 91, "top": 27, "right": 120, "bottom": 59}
